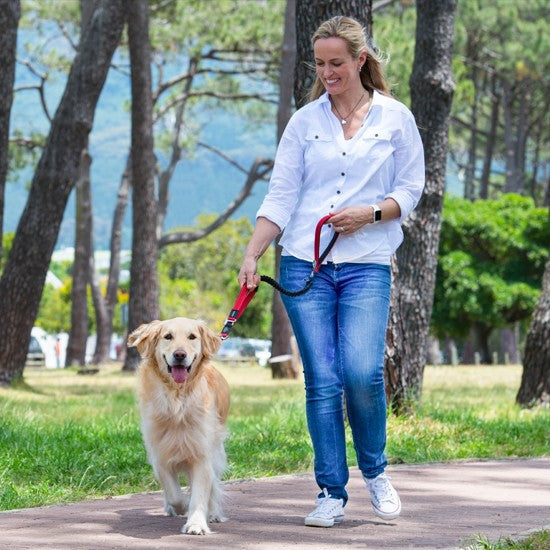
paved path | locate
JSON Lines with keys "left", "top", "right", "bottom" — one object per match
{"left": 1, "top": 458, "right": 549, "bottom": 549}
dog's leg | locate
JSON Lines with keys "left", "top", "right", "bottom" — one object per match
{"left": 208, "top": 442, "right": 227, "bottom": 523}
{"left": 154, "top": 462, "right": 189, "bottom": 517}
{"left": 182, "top": 463, "right": 213, "bottom": 535}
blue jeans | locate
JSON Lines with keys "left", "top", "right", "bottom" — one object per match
{"left": 279, "top": 256, "right": 391, "bottom": 504}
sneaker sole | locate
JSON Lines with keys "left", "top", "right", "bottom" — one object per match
{"left": 304, "top": 515, "right": 344, "bottom": 528}
{"left": 371, "top": 502, "right": 401, "bottom": 521}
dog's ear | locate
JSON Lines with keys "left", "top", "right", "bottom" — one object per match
{"left": 198, "top": 321, "right": 221, "bottom": 359}
{"left": 127, "top": 320, "right": 162, "bottom": 358}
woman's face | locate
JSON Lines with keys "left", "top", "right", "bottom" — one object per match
{"left": 314, "top": 37, "right": 366, "bottom": 96}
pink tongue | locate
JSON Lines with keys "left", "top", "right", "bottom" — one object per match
{"left": 171, "top": 367, "right": 188, "bottom": 383}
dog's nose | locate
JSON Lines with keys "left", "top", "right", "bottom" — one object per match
{"left": 173, "top": 349, "right": 187, "bottom": 363}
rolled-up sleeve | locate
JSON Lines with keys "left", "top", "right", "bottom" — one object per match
{"left": 256, "top": 117, "right": 304, "bottom": 230}
{"left": 385, "top": 111, "right": 425, "bottom": 223}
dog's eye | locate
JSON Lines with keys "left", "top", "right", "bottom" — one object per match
{"left": 164, "top": 333, "right": 173, "bottom": 340}
{"left": 188, "top": 333, "right": 197, "bottom": 340}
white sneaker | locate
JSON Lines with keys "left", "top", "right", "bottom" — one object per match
{"left": 304, "top": 488, "right": 345, "bottom": 527}
{"left": 365, "top": 473, "right": 401, "bottom": 520}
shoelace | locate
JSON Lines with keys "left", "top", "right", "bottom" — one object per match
{"left": 310, "top": 488, "right": 342, "bottom": 517}
{"left": 370, "top": 475, "right": 397, "bottom": 503}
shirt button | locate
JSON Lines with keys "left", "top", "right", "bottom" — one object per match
{"left": 342, "top": 152, "right": 346, "bottom": 156}
{"left": 330, "top": 204, "right": 334, "bottom": 208}
{"left": 336, "top": 190, "right": 341, "bottom": 194}
{"left": 341, "top": 172, "right": 345, "bottom": 176}
{"left": 375, "top": 133, "right": 378, "bottom": 137}
{"left": 315, "top": 135, "right": 319, "bottom": 139}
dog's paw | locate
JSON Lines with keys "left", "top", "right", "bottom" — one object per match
{"left": 182, "top": 521, "right": 211, "bottom": 535}
{"left": 208, "top": 512, "right": 227, "bottom": 523}
{"left": 165, "top": 501, "right": 186, "bottom": 516}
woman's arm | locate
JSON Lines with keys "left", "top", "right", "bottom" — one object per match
{"left": 238, "top": 217, "right": 282, "bottom": 289}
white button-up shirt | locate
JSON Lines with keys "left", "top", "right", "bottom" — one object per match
{"left": 256, "top": 90, "right": 425, "bottom": 264}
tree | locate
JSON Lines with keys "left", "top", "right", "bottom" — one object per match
{"left": 432, "top": 194, "right": 548, "bottom": 362}
{"left": 123, "top": 0, "right": 159, "bottom": 372}
{"left": 0, "top": 0, "right": 125, "bottom": 386}
{"left": 385, "top": 0, "right": 457, "bottom": 413}
{"left": 517, "top": 250, "right": 550, "bottom": 407}
{"left": 0, "top": 0, "right": 21, "bottom": 261}
{"left": 271, "top": 0, "right": 296, "bottom": 360}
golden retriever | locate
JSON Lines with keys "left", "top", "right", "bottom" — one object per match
{"left": 127, "top": 317, "right": 230, "bottom": 535}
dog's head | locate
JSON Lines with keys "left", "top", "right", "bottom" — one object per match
{"left": 127, "top": 317, "right": 221, "bottom": 384}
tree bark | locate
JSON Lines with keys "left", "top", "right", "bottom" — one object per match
{"left": 66, "top": 149, "right": 92, "bottom": 366}
{"left": 0, "top": 0, "right": 124, "bottom": 386}
{"left": 294, "top": 0, "right": 372, "bottom": 108}
{"left": 0, "top": 0, "right": 21, "bottom": 260}
{"left": 271, "top": 0, "right": 296, "bottom": 360}
{"left": 516, "top": 251, "right": 550, "bottom": 407}
{"left": 479, "top": 72, "right": 499, "bottom": 199}
{"left": 385, "top": 0, "right": 457, "bottom": 414}
{"left": 123, "top": 0, "right": 159, "bottom": 371}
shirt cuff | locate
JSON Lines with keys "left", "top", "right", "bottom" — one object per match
{"left": 385, "top": 190, "right": 416, "bottom": 223}
{"left": 256, "top": 203, "right": 289, "bottom": 231}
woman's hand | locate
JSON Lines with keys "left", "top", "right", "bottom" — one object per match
{"left": 238, "top": 256, "right": 261, "bottom": 290}
{"left": 330, "top": 206, "right": 372, "bottom": 235}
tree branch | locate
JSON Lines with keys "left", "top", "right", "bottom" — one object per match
{"left": 158, "top": 157, "right": 273, "bottom": 247}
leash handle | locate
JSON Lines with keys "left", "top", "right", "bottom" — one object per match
{"left": 220, "top": 285, "right": 258, "bottom": 340}
{"left": 313, "top": 213, "right": 338, "bottom": 272}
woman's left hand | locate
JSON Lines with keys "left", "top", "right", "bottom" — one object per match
{"left": 329, "top": 206, "right": 372, "bottom": 235}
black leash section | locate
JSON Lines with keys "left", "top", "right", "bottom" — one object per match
{"left": 258, "top": 228, "right": 339, "bottom": 297}
{"left": 220, "top": 215, "right": 338, "bottom": 339}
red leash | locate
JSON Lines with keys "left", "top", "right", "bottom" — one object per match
{"left": 220, "top": 214, "right": 337, "bottom": 340}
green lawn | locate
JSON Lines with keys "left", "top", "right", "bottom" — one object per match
{"left": 0, "top": 363, "right": 548, "bottom": 511}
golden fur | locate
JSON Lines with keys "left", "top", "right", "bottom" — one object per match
{"left": 128, "top": 317, "right": 230, "bottom": 535}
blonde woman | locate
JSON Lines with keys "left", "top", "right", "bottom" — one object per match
{"left": 239, "top": 16, "right": 425, "bottom": 527}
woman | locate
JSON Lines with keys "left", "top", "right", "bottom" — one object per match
{"left": 238, "top": 16, "right": 424, "bottom": 527}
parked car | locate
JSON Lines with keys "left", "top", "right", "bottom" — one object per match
{"left": 216, "top": 337, "right": 271, "bottom": 366}
{"left": 26, "top": 334, "right": 46, "bottom": 366}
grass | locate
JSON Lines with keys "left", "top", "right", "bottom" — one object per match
{"left": 463, "top": 530, "right": 550, "bottom": 549}
{"left": 0, "top": 364, "right": 548, "bottom": 512}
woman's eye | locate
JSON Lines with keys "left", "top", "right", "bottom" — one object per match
{"left": 188, "top": 334, "right": 197, "bottom": 340}
{"left": 164, "top": 333, "right": 173, "bottom": 340}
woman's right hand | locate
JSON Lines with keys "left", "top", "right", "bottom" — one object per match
{"left": 238, "top": 255, "right": 261, "bottom": 290}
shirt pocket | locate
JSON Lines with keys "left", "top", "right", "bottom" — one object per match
{"left": 304, "top": 131, "right": 338, "bottom": 172}
{"left": 360, "top": 128, "right": 394, "bottom": 160}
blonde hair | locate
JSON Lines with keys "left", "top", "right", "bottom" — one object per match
{"left": 308, "top": 16, "right": 390, "bottom": 102}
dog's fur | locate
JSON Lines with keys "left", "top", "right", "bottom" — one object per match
{"left": 128, "top": 317, "right": 230, "bottom": 535}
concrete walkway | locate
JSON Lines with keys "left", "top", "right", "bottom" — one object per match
{"left": 1, "top": 458, "right": 549, "bottom": 549}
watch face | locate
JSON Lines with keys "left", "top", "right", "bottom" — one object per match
{"left": 374, "top": 208, "right": 382, "bottom": 221}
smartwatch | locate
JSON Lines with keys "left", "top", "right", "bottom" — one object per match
{"left": 370, "top": 204, "right": 382, "bottom": 223}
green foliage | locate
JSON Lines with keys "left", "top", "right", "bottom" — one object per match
{"left": 158, "top": 215, "right": 274, "bottom": 338}
{"left": 1, "top": 232, "right": 15, "bottom": 273}
{"left": 432, "top": 194, "right": 549, "bottom": 339}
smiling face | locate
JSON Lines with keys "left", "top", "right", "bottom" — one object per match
{"left": 128, "top": 317, "right": 221, "bottom": 385}
{"left": 313, "top": 37, "right": 366, "bottom": 97}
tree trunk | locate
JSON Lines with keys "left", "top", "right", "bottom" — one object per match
{"left": 479, "top": 72, "right": 499, "bottom": 199}
{"left": 271, "top": 0, "right": 296, "bottom": 361}
{"left": 91, "top": 159, "right": 131, "bottom": 364}
{"left": 516, "top": 251, "right": 550, "bottom": 407}
{"left": 66, "top": 149, "right": 92, "bottom": 366}
{"left": 294, "top": 0, "right": 372, "bottom": 108}
{"left": 123, "top": 0, "right": 159, "bottom": 371}
{"left": 385, "top": 0, "right": 457, "bottom": 414}
{"left": 65, "top": 0, "right": 99, "bottom": 366}
{"left": 0, "top": 0, "right": 124, "bottom": 386}
{"left": 0, "top": 0, "right": 21, "bottom": 260}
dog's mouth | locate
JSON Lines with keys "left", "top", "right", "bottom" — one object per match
{"left": 164, "top": 355, "right": 192, "bottom": 384}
